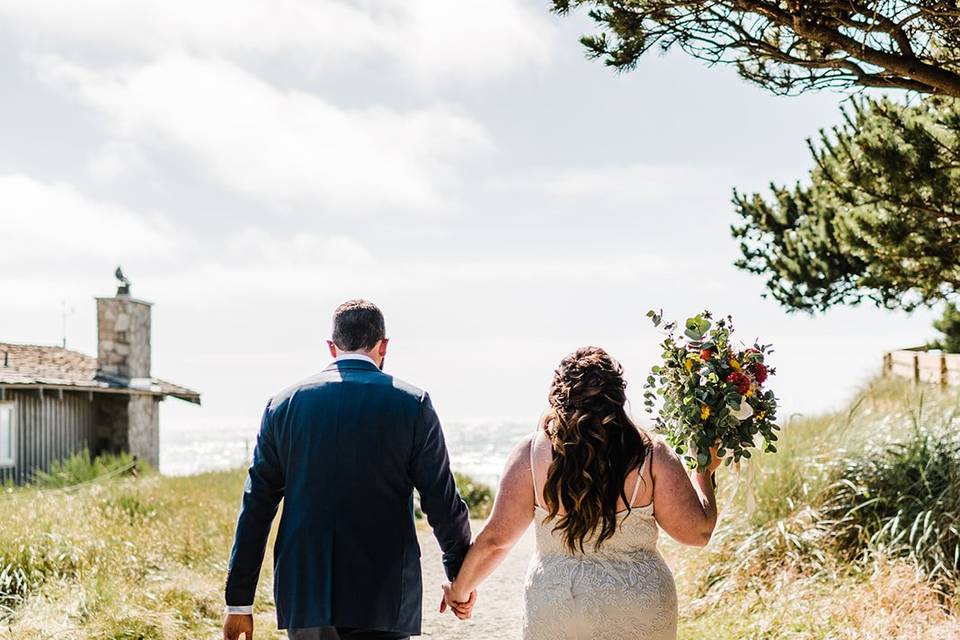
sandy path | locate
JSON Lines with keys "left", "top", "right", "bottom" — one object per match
{"left": 418, "top": 520, "right": 534, "bottom": 639}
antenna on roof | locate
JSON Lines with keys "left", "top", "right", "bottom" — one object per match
{"left": 115, "top": 266, "right": 131, "bottom": 296}
{"left": 60, "top": 299, "right": 75, "bottom": 349}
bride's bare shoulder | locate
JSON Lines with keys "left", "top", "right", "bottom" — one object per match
{"left": 495, "top": 433, "right": 537, "bottom": 491}
{"left": 506, "top": 432, "right": 536, "bottom": 466}
{"left": 645, "top": 432, "right": 683, "bottom": 472}
{"left": 636, "top": 427, "right": 668, "bottom": 451}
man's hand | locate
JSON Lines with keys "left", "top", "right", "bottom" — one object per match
{"left": 223, "top": 613, "right": 254, "bottom": 640}
{"left": 439, "top": 582, "right": 477, "bottom": 620}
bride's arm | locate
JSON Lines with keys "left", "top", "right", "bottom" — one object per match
{"left": 447, "top": 435, "right": 535, "bottom": 603}
{"left": 650, "top": 435, "right": 722, "bottom": 547}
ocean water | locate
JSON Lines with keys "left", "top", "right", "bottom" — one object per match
{"left": 159, "top": 418, "right": 533, "bottom": 488}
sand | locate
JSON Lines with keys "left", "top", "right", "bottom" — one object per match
{"left": 418, "top": 520, "right": 534, "bottom": 639}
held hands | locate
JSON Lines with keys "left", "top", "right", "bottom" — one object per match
{"left": 223, "top": 613, "right": 254, "bottom": 639}
{"left": 439, "top": 582, "right": 477, "bottom": 620}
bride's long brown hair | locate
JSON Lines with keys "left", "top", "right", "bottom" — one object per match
{"left": 540, "top": 346, "right": 650, "bottom": 553}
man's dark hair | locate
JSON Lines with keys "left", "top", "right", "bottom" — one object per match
{"left": 332, "top": 299, "right": 386, "bottom": 351}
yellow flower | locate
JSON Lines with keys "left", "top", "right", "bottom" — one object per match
{"left": 729, "top": 359, "right": 741, "bottom": 370}
{"left": 700, "top": 405, "right": 711, "bottom": 420}
{"left": 756, "top": 410, "right": 766, "bottom": 421}
{"left": 745, "top": 388, "right": 754, "bottom": 398}
{"left": 684, "top": 358, "right": 695, "bottom": 373}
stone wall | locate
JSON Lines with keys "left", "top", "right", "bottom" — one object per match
{"left": 97, "top": 296, "right": 152, "bottom": 379}
{"left": 127, "top": 395, "right": 160, "bottom": 468}
{"left": 93, "top": 393, "right": 161, "bottom": 469}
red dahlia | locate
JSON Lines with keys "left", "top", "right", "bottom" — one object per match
{"left": 726, "top": 371, "right": 751, "bottom": 394}
{"left": 751, "top": 362, "right": 768, "bottom": 383}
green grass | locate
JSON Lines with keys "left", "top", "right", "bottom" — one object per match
{"left": 671, "top": 377, "right": 960, "bottom": 638}
{"left": 31, "top": 448, "right": 141, "bottom": 489}
{"left": 0, "top": 470, "right": 269, "bottom": 639}
{"left": 0, "top": 465, "right": 495, "bottom": 639}
{"left": 1, "top": 377, "right": 958, "bottom": 639}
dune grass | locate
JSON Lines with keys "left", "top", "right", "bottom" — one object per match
{"left": 0, "top": 470, "right": 267, "bottom": 639}
{"left": 0, "top": 377, "right": 958, "bottom": 639}
{"left": 669, "top": 376, "right": 960, "bottom": 639}
{"left": 0, "top": 465, "right": 494, "bottom": 640}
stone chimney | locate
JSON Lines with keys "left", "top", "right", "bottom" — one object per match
{"left": 96, "top": 287, "right": 152, "bottom": 382}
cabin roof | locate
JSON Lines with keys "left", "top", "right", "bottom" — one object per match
{"left": 0, "top": 342, "right": 201, "bottom": 405}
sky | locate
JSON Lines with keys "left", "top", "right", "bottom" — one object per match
{"left": 0, "top": 0, "right": 940, "bottom": 437}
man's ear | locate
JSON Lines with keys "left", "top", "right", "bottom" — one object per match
{"left": 327, "top": 340, "right": 338, "bottom": 358}
{"left": 378, "top": 338, "right": 389, "bottom": 356}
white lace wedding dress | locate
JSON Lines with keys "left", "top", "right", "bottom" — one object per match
{"left": 523, "top": 436, "right": 678, "bottom": 640}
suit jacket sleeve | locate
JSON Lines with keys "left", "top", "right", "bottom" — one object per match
{"left": 225, "top": 401, "right": 285, "bottom": 607}
{"left": 410, "top": 392, "right": 471, "bottom": 580}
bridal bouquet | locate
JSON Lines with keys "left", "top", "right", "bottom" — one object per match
{"left": 643, "top": 310, "right": 780, "bottom": 472}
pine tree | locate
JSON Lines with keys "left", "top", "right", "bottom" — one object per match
{"left": 932, "top": 304, "right": 960, "bottom": 353}
{"left": 552, "top": 0, "right": 960, "bottom": 96}
{"left": 731, "top": 96, "right": 960, "bottom": 312}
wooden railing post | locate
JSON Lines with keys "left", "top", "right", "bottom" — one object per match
{"left": 942, "top": 354, "right": 949, "bottom": 388}
{"left": 913, "top": 353, "right": 920, "bottom": 384}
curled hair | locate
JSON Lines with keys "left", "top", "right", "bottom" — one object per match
{"left": 540, "top": 346, "right": 649, "bottom": 553}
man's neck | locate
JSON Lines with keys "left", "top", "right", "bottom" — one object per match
{"left": 335, "top": 352, "right": 379, "bottom": 366}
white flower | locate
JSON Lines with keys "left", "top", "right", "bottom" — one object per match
{"left": 731, "top": 398, "right": 754, "bottom": 421}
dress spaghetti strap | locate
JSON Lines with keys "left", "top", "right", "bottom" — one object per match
{"left": 530, "top": 431, "right": 542, "bottom": 509}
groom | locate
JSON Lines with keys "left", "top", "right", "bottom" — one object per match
{"left": 223, "top": 299, "right": 472, "bottom": 640}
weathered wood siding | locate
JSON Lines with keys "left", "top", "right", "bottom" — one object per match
{"left": 0, "top": 389, "right": 96, "bottom": 485}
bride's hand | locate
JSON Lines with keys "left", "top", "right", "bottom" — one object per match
{"left": 705, "top": 444, "right": 724, "bottom": 474}
{"left": 439, "top": 582, "right": 477, "bottom": 620}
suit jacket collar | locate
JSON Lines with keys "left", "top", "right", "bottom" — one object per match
{"left": 325, "top": 358, "right": 381, "bottom": 373}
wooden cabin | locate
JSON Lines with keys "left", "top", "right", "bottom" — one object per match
{"left": 0, "top": 285, "right": 200, "bottom": 485}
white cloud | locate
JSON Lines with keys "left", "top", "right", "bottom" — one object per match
{"left": 0, "top": 0, "right": 552, "bottom": 84}
{"left": 0, "top": 173, "right": 184, "bottom": 268}
{"left": 498, "top": 164, "right": 735, "bottom": 205}
{"left": 89, "top": 139, "right": 147, "bottom": 180}
{"left": 0, "top": 176, "right": 380, "bottom": 313}
{"left": 224, "top": 227, "right": 374, "bottom": 267}
{"left": 31, "top": 54, "right": 492, "bottom": 212}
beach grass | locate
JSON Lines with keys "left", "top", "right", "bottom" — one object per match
{"left": 668, "top": 376, "right": 960, "bottom": 639}
{"left": 0, "top": 376, "right": 958, "bottom": 639}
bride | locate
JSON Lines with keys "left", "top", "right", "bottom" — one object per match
{"left": 440, "top": 346, "right": 722, "bottom": 639}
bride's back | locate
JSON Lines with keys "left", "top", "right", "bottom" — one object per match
{"left": 530, "top": 429, "right": 660, "bottom": 557}
{"left": 531, "top": 346, "right": 653, "bottom": 556}
{"left": 522, "top": 347, "right": 677, "bottom": 640}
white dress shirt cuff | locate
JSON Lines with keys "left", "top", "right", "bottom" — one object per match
{"left": 226, "top": 605, "right": 254, "bottom": 615}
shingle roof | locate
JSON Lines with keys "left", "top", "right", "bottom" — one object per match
{"left": 0, "top": 342, "right": 200, "bottom": 404}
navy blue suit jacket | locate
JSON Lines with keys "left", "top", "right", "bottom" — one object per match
{"left": 225, "top": 359, "right": 471, "bottom": 634}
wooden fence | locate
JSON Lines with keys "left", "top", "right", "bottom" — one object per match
{"left": 884, "top": 346, "right": 960, "bottom": 387}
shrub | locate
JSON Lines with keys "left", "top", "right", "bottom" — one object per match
{"left": 31, "top": 449, "right": 142, "bottom": 489}
{"left": 817, "top": 427, "right": 960, "bottom": 588}
{"left": 454, "top": 472, "right": 494, "bottom": 519}
{"left": 411, "top": 472, "right": 494, "bottom": 520}
{"left": 696, "top": 380, "right": 960, "bottom": 602}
